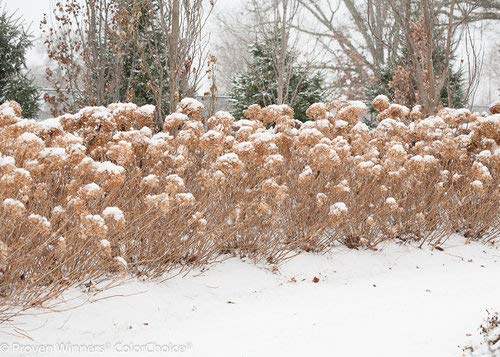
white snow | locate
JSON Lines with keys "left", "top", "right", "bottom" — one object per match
{"left": 165, "top": 113, "right": 189, "bottom": 122}
{"left": 179, "top": 98, "right": 204, "bottom": 112}
{"left": 114, "top": 256, "right": 128, "bottom": 268}
{"left": 201, "top": 130, "right": 223, "bottom": 140}
{"left": 250, "top": 131, "right": 275, "bottom": 144}
{"left": 38, "top": 118, "right": 63, "bottom": 131}
{"left": 390, "top": 143, "right": 406, "bottom": 154}
{"left": 352, "top": 122, "right": 369, "bottom": 132}
{"left": 471, "top": 180, "right": 483, "bottom": 189}
{"left": 334, "top": 119, "right": 349, "bottom": 128}
{"left": 100, "top": 239, "right": 111, "bottom": 249}
{"left": 348, "top": 100, "right": 368, "bottom": 110}
{"left": 1, "top": 236, "right": 499, "bottom": 357}
{"left": 13, "top": 168, "right": 31, "bottom": 178}
{"left": 2, "top": 198, "right": 25, "bottom": 210}
{"left": 329, "top": 201, "right": 348, "bottom": 215}
{"left": 386, "top": 197, "right": 397, "bottom": 204}
{"left": 166, "top": 174, "right": 185, "bottom": 187}
{"left": 52, "top": 206, "right": 65, "bottom": 214}
{"left": 102, "top": 207, "right": 125, "bottom": 222}
{"left": 94, "top": 161, "right": 125, "bottom": 175}
{"left": 82, "top": 183, "right": 101, "bottom": 193}
{"left": 27, "top": 214, "right": 51, "bottom": 228}
{"left": 373, "top": 94, "right": 389, "bottom": 102}
{"left": 0, "top": 106, "right": 16, "bottom": 117}
{"left": 137, "top": 105, "right": 156, "bottom": 116}
{"left": 39, "top": 147, "right": 68, "bottom": 160}
{"left": 358, "top": 160, "right": 374, "bottom": 169}
{"left": 299, "top": 165, "right": 313, "bottom": 180}
{"left": 234, "top": 141, "right": 254, "bottom": 153}
{"left": 0, "top": 155, "right": 15, "bottom": 167}
{"left": 17, "top": 133, "right": 44, "bottom": 145}
{"left": 109, "top": 103, "right": 138, "bottom": 112}
{"left": 216, "top": 153, "right": 241, "bottom": 165}
{"left": 84, "top": 214, "right": 106, "bottom": 227}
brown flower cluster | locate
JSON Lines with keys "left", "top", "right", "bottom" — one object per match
{"left": 0, "top": 97, "right": 498, "bottom": 314}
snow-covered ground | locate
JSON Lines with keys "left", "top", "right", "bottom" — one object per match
{"left": 1, "top": 236, "right": 499, "bottom": 357}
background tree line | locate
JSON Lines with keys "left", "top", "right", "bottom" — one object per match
{"left": 0, "top": 0, "right": 498, "bottom": 120}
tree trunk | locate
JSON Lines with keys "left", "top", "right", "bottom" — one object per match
{"left": 169, "top": 0, "right": 180, "bottom": 113}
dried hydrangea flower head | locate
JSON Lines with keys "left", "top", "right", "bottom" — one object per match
{"left": 176, "top": 98, "right": 205, "bottom": 121}
{"left": 489, "top": 100, "right": 500, "bottom": 115}
{"left": 163, "top": 112, "right": 189, "bottom": 133}
{"left": 371, "top": 95, "right": 390, "bottom": 112}
{"left": 243, "top": 104, "right": 263, "bottom": 122}
{"left": 337, "top": 101, "right": 368, "bottom": 126}
{"left": 0, "top": 101, "right": 22, "bottom": 127}
{"left": 3, "top": 198, "right": 26, "bottom": 218}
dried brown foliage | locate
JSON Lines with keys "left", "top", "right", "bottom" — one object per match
{"left": 0, "top": 96, "right": 498, "bottom": 321}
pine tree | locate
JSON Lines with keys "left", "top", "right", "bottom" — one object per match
{"left": 229, "top": 39, "right": 324, "bottom": 121}
{"left": 0, "top": 3, "right": 39, "bottom": 117}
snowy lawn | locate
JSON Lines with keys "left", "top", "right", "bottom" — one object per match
{"left": 1, "top": 235, "right": 499, "bottom": 357}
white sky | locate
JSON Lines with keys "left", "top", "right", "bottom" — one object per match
{"left": 2, "top": 0, "right": 51, "bottom": 28}
{"left": 2, "top": 0, "right": 240, "bottom": 28}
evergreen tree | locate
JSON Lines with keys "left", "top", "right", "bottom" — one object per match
{"left": 229, "top": 39, "right": 324, "bottom": 121}
{"left": 0, "top": 3, "right": 39, "bottom": 117}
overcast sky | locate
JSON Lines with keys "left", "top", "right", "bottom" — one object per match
{"left": 2, "top": 0, "right": 240, "bottom": 29}
{"left": 3, "top": 0, "right": 50, "bottom": 26}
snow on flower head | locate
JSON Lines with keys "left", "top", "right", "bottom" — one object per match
{"left": 102, "top": 207, "right": 125, "bottom": 222}
{"left": 165, "top": 174, "right": 185, "bottom": 193}
{"left": 306, "top": 102, "right": 329, "bottom": 120}
{"left": 337, "top": 101, "right": 367, "bottom": 125}
{"left": 137, "top": 104, "right": 156, "bottom": 116}
{"left": 175, "top": 192, "right": 196, "bottom": 206}
{"left": 39, "top": 147, "right": 68, "bottom": 163}
{"left": 94, "top": 161, "right": 125, "bottom": 175}
{"left": 386, "top": 197, "right": 397, "bottom": 205}
{"left": 0, "top": 155, "right": 15, "bottom": 171}
{"left": 141, "top": 174, "right": 160, "bottom": 188}
{"left": 372, "top": 95, "right": 390, "bottom": 112}
{"left": 85, "top": 214, "right": 106, "bottom": 227}
{"left": 18, "top": 132, "right": 44, "bottom": 146}
{"left": 3, "top": 198, "right": 26, "bottom": 217}
{"left": 177, "top": 98, "right": 204, "bottom": 120}
{"left": 82, "top": 214, "right": 108, "bottom": 238}
{"left": 329, "top": 202, "right": 348, "bottom": 221}
{"left": 100, "top": 239, "right": 112, "bottom": 256}
{"left": 28, "top": 214, "right": 51, "bottom": 235}
{"left": 215, "top": 153, "right": 244, "bottom": 173}
{"left": 163, "top": 112, "right": 189, "bottom": 131}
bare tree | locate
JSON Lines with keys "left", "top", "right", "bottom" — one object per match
{"left": 151, "top": 0, "right": 214, "bottom": 113}
{"left": 42, "top": 0, "right": 169, "bottom": 116}
{"left": 296, "top": 0, "right": 492, "bottom": 111}
{"left": 296, "top": 0, "right": 397, "bottom": 96}
{"left": 386, "top": 0, "right": 489, "bottom": 113}
{"left": 43, "top": 0, "right": 215, "bottom": 119}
